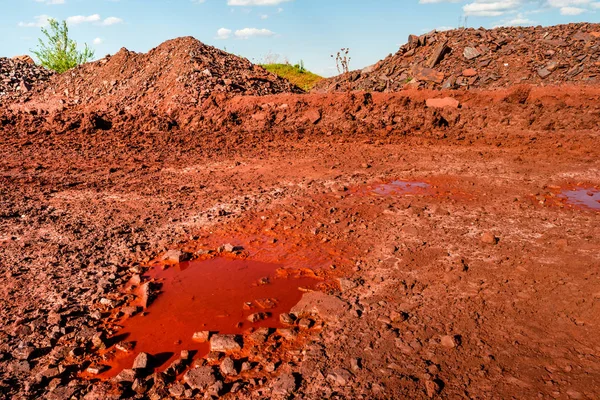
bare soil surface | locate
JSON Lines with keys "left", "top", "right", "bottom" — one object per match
{"left": 1, "top": 80, "right": 599, "bottom": 399}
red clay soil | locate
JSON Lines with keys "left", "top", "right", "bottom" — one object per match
{"left": 315, "top": 23, "right": 600, "bottom": 93}
{"left": 1, "top": 31, "right": 600, "bottom": 400}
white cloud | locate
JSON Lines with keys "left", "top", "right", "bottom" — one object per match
{"left": 560, "top": 5, "right": 587, "bottom": 13}
{"left": 93, "top": 37, "right": 103, "bottom": 45}
{"left": 66, "top": 14, "right": 101, "bottom": 25}
{"left": 18, "top": 15, "right": 52, "bottom": 28}
{"left": 100, "top": 17, "right": 123, "bottom": 26}
{"left": 216, "top": 28, "right": 232, "bottom": 39}
{"left": 227, "top": 0, "right": 292, "bottom": 5}
{"left": 234, "top": 27, "right": 276, "bottom": 38}
{"left": 420, "top": 0, "right": 598, "bottom": 17}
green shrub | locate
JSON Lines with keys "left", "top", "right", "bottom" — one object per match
{"left": 32, "top": 19, "right": 94, "bottom": 73}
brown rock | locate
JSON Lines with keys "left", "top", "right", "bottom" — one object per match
{"left": 462, "top": 68, "right": 478, "bottom": 77}
{"left": 183, "top": 366, "right": 218, "bottom": 391}
{"left": 427, "top": 42, "right": 450, "bottom": 68}
{"left": 12, "top": 55, "right": 35, "bottom": 65}
{"left": 192, "top": 331, "right": 210, "bottom": 342}
{"left": 463, "top": 47, "right": 481, "bottom": 60}
{"left": 481, "top": 232, "right": 499, "bottom": 245}
{"left": 412, "top": 66, "right": 445, "bottom": 84}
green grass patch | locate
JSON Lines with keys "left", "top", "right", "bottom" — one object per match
{"left": 261, "top": 63, "right": 323, "bottom": 91}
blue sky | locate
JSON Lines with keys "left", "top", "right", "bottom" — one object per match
{"left": 2, "top": 0, "right": 599, "bottom": 77}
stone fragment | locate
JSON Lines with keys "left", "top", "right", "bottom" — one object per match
{"left": 132, "top": 352, "right": 150, "bottom": 370}
{"left": 426, "top": 97, "right": 460, "bottom": 109}
{"left": 427, "top": 42, "right": 451, "bottom": 68}
{"left": 161, "top": 249, "right": 190, "bottom": 263}
{"left": 463, "top": 47, "right": 481, "bottom": 60}
{"left": 247, "top": 312, "right": 269, "bottom": 323}
{"left": 210, "top": 334, "right": 242, "bottom": 352}
{"left": 412, "top": 66, "right": 445, "bottom": 84}
{"left": 220, "top": 357, "right": 237, "bottom": 376}
{"left": 279, "top": 313, "right": 295, "bottom": 325}
{"left": 462, "top": 68, "right": 478, "bottom": 77}
{"left": 441, "top": 335, "right": 456, "bottom": 348}
{"left": 192, "top": 331, "right": 210, "bottom": 342}
{"left": 86, "top": 364, "right": 106, "bottom": 375}
{"left": 168, "top": 382, "right": 185, "bottom": 398}
{"left": 290, "top": 292, "right": 348, "bottom": 322}
{"left": 114, "top": 369, "right": 136, "bottom": 383}
{"left": 183, "top": 367, "right": 218, "bottom": 391}
{"left": 298, "top": 318, "right": 313, "bottom": 330}
{"left": 249, "top": 327, "right": 270, "bottom": 343}
{"left": 481, "top": 232, "right": 499, "bottom": 245}
{"left": 327, "top": 368, "right": 352, "bottom": 385}
{"left": 337, "top": 278, "right": 358, "bottom": 292}
{"left": 272, "top": 373, "right": 298, "bottom": 396}
{"left": 538, "top": 68, "right": 552, "bottom": 78}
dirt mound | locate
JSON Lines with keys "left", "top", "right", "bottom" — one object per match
{"left": 29, "top": 36, "right": 302, "bottom": 111}
{"left": 315, "top": 23, "right": 600, "bottom": 92}
{"left": 0, "top": 57, "right": 54, "bottom": 102}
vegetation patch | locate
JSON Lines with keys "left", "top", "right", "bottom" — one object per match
{"left": 261, "top": 63, "right": 323, "bottom": 91}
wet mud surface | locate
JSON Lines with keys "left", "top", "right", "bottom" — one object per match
{"left": 1, "top": 87, "right": 600, "bottom": 399}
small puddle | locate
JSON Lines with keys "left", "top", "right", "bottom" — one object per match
{"left": 558, "top": 187, "right": 600, "bottom": 211}
{"left": 95, "top": 257, "right": 319, "bottom": 378}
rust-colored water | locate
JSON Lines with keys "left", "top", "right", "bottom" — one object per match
{"left": 559, "top": 187, "right": 600, "bottom": 210}
{"left": 97, "top": 257, "right": 318, "bottom": 378}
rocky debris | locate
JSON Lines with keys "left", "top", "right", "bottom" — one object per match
{"left": 0, "top": 57, "right": 54, "bottom": 101}
{"left": 210, "top": 334, "right": 242, "bottom": 352}
{"left": 247, "top": 312, "right": 270, "bottom": 323}
{"left": 25, "top": 36, "right": 302, "bottom": 112}
{"left": 481, "top": 232, "right": 499, "bottom": 245}
{"left": 315, "top": 23, "right": 600, "bottom": 92}
{"left": 290, "top": 292, "right": 348, "bottom": 322}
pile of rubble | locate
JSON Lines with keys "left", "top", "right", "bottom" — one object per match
{"left": 32, "top": 36, "right": 303, "bottom": 111}
{"left": 0, "top": 56, "right": 54, "bottom": 102}
{"left": 315, "top": 23, "right": 600, "bottom": 92}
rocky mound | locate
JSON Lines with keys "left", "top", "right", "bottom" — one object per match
{"left": 0, "top": 56, "right": 54, "bottom": 102}
{"left": 30, "top": 36, "right": 303, "bottom": 110}
{"left": 315, "top": 23, "right": 600, "bottom": 92}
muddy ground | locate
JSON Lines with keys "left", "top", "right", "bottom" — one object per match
{"left": 1, "top": 86, "right": 599, "bottom": 399}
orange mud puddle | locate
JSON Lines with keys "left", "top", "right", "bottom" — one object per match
{"left": 96, "top": 257, "right": 319, "bottom": 379}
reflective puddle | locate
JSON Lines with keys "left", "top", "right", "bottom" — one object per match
{"left": 94, "top": 257, "right": 319, "bottom": 378}
{"left": 355, "top": 180, "right": 433, "bottom": 197}
{"left": 558, "top": 187, "right": 600, "bottom": 211}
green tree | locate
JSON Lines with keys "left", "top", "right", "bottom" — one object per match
{"left": 32, "top": 19, "right": 94, "bottom": 73}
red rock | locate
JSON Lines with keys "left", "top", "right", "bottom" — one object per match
{"left": 462, "top": 68, "right": 478, "bottom": 77}
{"left": 426, "top": 97, "right": 460, "bottom": 109}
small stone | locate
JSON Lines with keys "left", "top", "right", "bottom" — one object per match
{"left": 425, "top": 97, "right": 460, "bottom": 109}
{"left": 538, "top": 67, "right": 552, "bottom": 78}
{"left": 241, "top": 361, "right": 252, "bottom": 372}
{"left": 86, "top": 364, "right": 106, "bottom": 375}
{"left": 210, "top": 334, "right": 242, "bottom": 352}
{"left": 277, "top": 328, "right": 298, "bottom": 340}
{"left": 279, "top": 313, "right": 295, "bottom": 325}
{"left": 337, "top": 278, "right": 358, "bottom": 292}
{"left": 121, "top": 306, "right": 139, "bottom": 317}
{"left": 327, "top": 368, "right": 352, "bottom": 385}
{"left": 462, "top": 68, "right": 478, "bottom": 77}
{"left": 220, "top": 357, "right": 237, "bottom": 376}
{"left": 115, "top": 369, "right": 136, "bottom": 383}
{"left": 180, "top": 350, "right": 190, "bottom": 360}
{"left": 463, "top": 47, "right": 481, "bottom": 60}
{"left": 183, "top": 367, "right": 217, "bottom": 391}
{"left": 481, "top": 232, "right": 498, "bottom": 245}
{"left": 168, "top": 382, "right": 185, "bottom": 398}
{"left": 161, "top": 249, "right": 191, "bottom": 263}
{"left": 247, "top": 312, "right": 269, "bottom": 323}
{"left": 425, "top": 379, "right": 442, "bottom": 398}
{"left": 441, "top": 335, "right": 456, "bottom": 348}
{"left": 298, "top": 318, "right": 313, "bottom": 330}
{"left": 132, "top": 352, "right": 150, "bottom": 370}
{"left": 270, "top": 372, "right": 296, "bottom": 395}
{"left": 205, "top": 352, "right": 221, "bottom": 363}
{"left": 115, "top": 341, "right": 135, "bottom": 353}
{"left": 351, "top": 358, "right": 362, "bottom": 371}
{"left": 192, "top": 331, "right": 210, "bottom": 342}
{"left": 249, "top": 327, "right": 270, "bottom": 343}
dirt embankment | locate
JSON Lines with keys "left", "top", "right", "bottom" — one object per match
{"left": 315, "top": 23, "right": 600, "bottom": 93}
{"left": 0, "top": 56, "right": 54, "bottom": 103}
